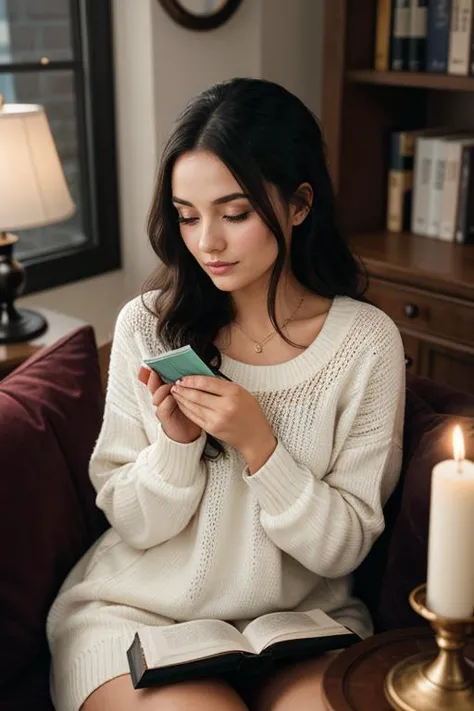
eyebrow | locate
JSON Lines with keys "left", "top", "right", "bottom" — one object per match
{"left": 171, "top": 192, "right": 249, "bottom": 207}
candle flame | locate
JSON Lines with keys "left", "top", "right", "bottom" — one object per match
{"left": 453, "top": 425, "right": 465, "bottom": 464}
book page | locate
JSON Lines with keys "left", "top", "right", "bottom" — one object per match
{"left": 139, "top": 620, "right": 253, "bottom": 668}
{"left": 242, "top": 609, "right": 350, "bottom": 655}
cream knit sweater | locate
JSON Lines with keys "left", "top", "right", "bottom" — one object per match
{"left": 47, "top": 293, "right": 405, "bottom": 711}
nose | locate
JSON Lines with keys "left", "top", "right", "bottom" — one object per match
{"left": 198, "top": 219, "right": 226, "bottom": 254}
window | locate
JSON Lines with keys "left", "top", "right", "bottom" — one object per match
{"left": 0, "top": 0, "right": 120, "bottom": 294}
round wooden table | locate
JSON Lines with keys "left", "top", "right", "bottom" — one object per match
{"left": 322, "top": 627, "right": 474, "bottom": 711}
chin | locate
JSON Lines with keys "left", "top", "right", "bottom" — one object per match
{"left": 205, "top": 267, "right": 272, "bottom": 293}
{"left": 208, "top": 276, "right": 242, "bottom": 292}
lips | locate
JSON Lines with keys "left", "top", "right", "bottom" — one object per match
{"left": 205, "top": 261, "right": 238, "bottom": 275}
{"left": 205, "top": 262, "right": 237, "bottom": 267}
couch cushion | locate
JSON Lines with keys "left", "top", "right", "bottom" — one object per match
{"left": 376, "top": 386, "right": 474, "bottom": 630}
{"left": 0, "top": 325, "right": 108, "bottom": 704}
{"left": 355, "top": 377, "right": 474, "bottom": 632}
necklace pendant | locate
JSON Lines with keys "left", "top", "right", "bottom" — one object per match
{"left": 254, "top": 344, "right": 263, "bottom": 354}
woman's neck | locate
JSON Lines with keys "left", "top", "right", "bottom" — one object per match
{"left": 231, "top": 273, "right": 305, "bottom": 332}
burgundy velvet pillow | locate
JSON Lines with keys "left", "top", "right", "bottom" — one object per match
{"left": 376, "top": 388, "right": 474, "bottom": 630}
{"left": 0, "top": 326, "right": 108, "bottom": 707}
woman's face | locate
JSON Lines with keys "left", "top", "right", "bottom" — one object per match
{"left": 171, "top": 150, "right": 291, "bottom": 293}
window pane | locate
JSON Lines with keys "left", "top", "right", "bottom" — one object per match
{"left": 0, "top": 0, "right": 73, "bottom": 65}
{"left": 1, "top": 70, "right": 88, "bottom": 260}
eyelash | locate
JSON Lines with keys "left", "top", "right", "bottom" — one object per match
{"left": 177, "top": 212, "right": 250, "bottom": 225}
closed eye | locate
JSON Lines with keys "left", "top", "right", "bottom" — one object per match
{"left": 224, "top": 212, "right": 250, "bottom": 223}
{"left": 178, "top": 212, "right": 250, "bottom": 225}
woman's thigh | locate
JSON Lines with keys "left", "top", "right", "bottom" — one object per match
{"left": 81, "top": 673, "right": 249, "bottom": 711}
{"left": 251, "top": 653, "right": 336, "bottom": 711}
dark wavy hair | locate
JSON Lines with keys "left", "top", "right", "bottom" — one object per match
{"left": 144, "top": 78, "right": 366, "bottom": 453}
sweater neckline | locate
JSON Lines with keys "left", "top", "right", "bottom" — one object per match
{"left": 219, "top": 296, "right": 360, "bottom": 391}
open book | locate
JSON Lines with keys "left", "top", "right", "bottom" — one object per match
{"left": 127, "top": 608, "right": 358, "bottom": 688}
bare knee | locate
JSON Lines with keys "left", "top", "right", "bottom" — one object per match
{"left": 81, "top": 673, "right": 248, "bottom": 711}
{"left": 253, "top": 654, "right": 334, "bottom": 711}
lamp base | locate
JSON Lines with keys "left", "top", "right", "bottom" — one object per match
{"left": 0, "top": 307, "right": 47, "bottom": 344}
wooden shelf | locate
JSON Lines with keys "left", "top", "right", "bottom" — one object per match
{"left": 349, "top": 231, "right": 474, "bottom": 300}
{"left": 347, "top": 70, "right": 474, "bottom": 92}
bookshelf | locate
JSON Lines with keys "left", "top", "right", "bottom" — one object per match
{"left": 322, "top": 0, "right": 474, "bottom": 394}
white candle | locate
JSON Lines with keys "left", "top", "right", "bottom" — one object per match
{"left": 426, "top": 426, "right": 474, "bottom": 619}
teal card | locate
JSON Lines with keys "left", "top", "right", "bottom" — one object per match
{"left": 144, "top": 345, "right": 218, "bottom": 384}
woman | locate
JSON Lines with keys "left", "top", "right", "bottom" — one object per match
{"left": 47, "top": 78, "right": 405, "bottom": 711}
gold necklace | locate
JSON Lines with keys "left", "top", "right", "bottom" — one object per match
{"left": 234, "top": 295, "right": 305, "bottom": 354}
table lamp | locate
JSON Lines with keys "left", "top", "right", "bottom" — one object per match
{"left": 0, "top": 94, "right": 75, "bottom": 344}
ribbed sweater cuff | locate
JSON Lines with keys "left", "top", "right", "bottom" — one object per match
{"left": 243, "top": 441, "right": 312, "bottom": 516}
{"left": 54, "top": 635, "right": 132, "bottom": 711}
{"left": 146, "top": 425, "right": 206, "bottom": 487}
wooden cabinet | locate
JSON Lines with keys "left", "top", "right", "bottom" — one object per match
{"left": 322, "top": 0, "right": 474, "bottom": 395}
{"left": 366, "top": 277, "right": 474, "bottom": 393}
{"left": 374, "top": 291, "right": 474, "bottom": 393}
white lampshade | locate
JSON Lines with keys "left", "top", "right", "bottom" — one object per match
{"left": 0, "top": 102, "right": 75, "bottom": 232}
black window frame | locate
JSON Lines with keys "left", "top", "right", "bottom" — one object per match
{"left": 0, "top": 0, "right": 121, "bottom": 295}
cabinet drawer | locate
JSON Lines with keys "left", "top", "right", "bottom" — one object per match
{"left": 367, "top": 280, "right": 474, "bottom": 348}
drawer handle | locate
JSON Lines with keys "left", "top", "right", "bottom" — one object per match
{"left": 404, "top": 303, "right": 420, "bottom": 319}
{"left": 405, "top": 355, "right": 414, "bottom": 368}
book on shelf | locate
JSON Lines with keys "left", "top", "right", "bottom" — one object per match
{"left": 448, "top": 0, "right": 473, "bottom": 75}
{"left": 374, "top": 0, "right": 474, "bottom": 77}
{"left": 411, "top": 129, "right": 451, "bottom": 235}
{"left": 455, "top": 143, "right": 474, "bottom": 243}
{"left": 408, "top": 0, "right": 429, "bottom": 71}
{"left": 126, "top": 609, "right": 357, "bottom": 689}
{"left": 375, "top": 0, "right": 393, "bottom": 71}
{"left": 391, "top": 0, "right": 411, "bottom": 70}
{"left": 427, "top": 0, "right": 452, "bottom": 73}
{"left": 388, "top": 129, "right": 474, "bottom": 242}
{"left": 387, "top": 130, "right": 417, "bottom": 232}
{"left": 440, "top": 137, "right": 474, "bottom": 240}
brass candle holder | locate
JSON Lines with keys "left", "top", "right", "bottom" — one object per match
{"left": 385, "top": 584, "right": 474, "bottom": 711}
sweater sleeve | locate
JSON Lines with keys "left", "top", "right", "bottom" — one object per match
{"left": 89, "top": 301, "right": 207, "bottom": 549}
{"left": 244, "top": 323, "right": 405, "bottom": 579}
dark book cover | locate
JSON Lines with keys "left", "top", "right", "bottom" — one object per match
{"left": 455, "top": 144, "right": 474, "bottom": 243}
{"left": 408, "top": 0, "right": 429, "bottom": 71}
{"left": 427, "top": 0, "right": 452, "bottom": 72}
{"left": 470, "top": 5, "right": 474, "bottom": 74}
{"left": 127, "top": 629, "right": 358, "bottom": 690}
{"left": 387, "top": 130, "right": 416, "bottom": 231}
{"left": 390, "top": 0, "right": 411, "bottom": 70}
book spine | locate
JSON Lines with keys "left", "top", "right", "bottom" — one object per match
{"left": 387, "top": 131, "right": 415, "bottom": 232}
{"left": 375, "top": 0, "right": 393, "bottom": 70}
{"left": 448, "top": 0, "right": 473, "bottom": 75}
{"left": 470, "top": 5, "right": 474, "bottom": 73}
{"left": 426, "top": 139, "right": 448, "bottom": 237}
{"left": 455, "top": 145, "right": 474, "bottom": 243}
{"left": 390, "top": 0, "right": 411, "bottom": 70}
{"left": 427, "top": 0, "right": 452, "bottom": 72}
{"left": 411, "top": 136, "right": 436, "bottom": 235}
{"left": 440, "top": 140, "right": 463, "bottom": 240}
{"left": 408, "top": 0, "right": 429, "bottom": 71}
{"left": 464, "top": 147, "right": 474, "bottom": 244}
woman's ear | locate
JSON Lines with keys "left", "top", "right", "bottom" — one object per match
{"left": 291, "top": 183, "right": 313, "bottom": 226}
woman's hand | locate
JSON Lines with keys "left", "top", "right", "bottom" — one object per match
{"left": 138, "top": 366, "right": 202, "bottom": 445}
{"left": 170, "top": 376, "right": 277, "bottom": 473}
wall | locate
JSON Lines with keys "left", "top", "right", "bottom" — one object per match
{"left": 262, "top": 0, "right": 324, "bottom": 118}
{"left": 18, "top": 0, "right": 324, "bottom": 345}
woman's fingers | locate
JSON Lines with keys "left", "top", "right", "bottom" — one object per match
{"left": 152, "top": 383, "right": 173, "bottom": 407}
{"left": 138, "top": 365, "right": 151, "bottom": 386}
{"left": 138, "top": 366, "right": 163, "bottom": 393}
